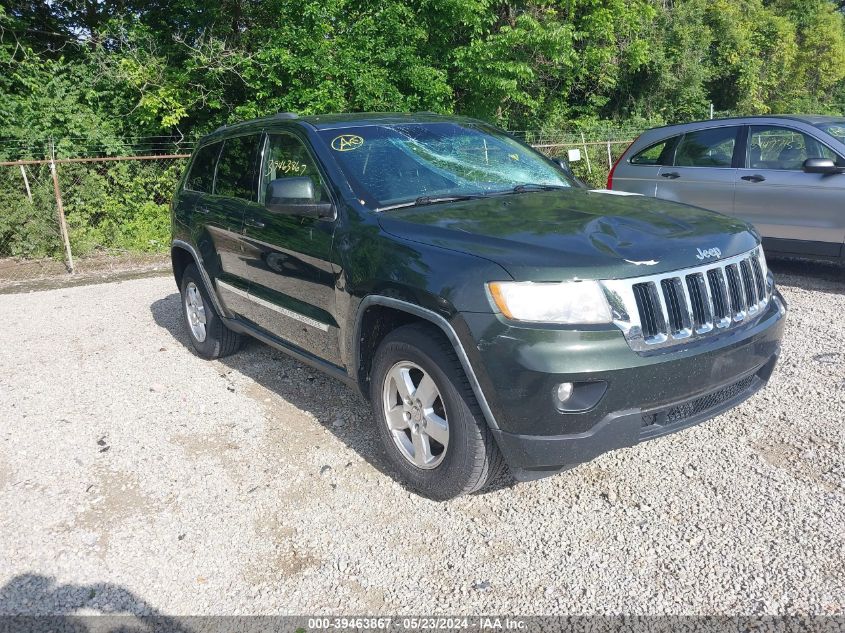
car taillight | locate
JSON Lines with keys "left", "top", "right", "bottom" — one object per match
{"left": 607, "top": 136, "right": 639, "bottom": 189}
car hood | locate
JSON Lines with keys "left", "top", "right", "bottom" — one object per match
{"left": 377, "top": 189, "right": 759, "bottom": 281}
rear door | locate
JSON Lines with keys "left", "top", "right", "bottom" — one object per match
{"left": 655, "top": 125, "right": 741, "bottom": 213}
{"left": 237, "top": 130, "right": 342, "bottom": 365}
{"left": 734, "top": 124, "right": 845, "bottom": 256}
{"left": 196, "top": 133, "right": 263, "bottom": 317}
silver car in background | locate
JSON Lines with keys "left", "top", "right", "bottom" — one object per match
{"left": 608, "top": 115, "right": 845, "bottom": 261}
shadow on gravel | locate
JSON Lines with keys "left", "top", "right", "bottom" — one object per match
{"left": 767, "top": 257, "right": 845, "bottom": 295}
{"left": 0, "top": 573, "right": 191, "bottom": 630}
{"left": 149, "top": 293, "right": 518, "bottom": 498}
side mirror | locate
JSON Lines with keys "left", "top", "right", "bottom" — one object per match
{"left": 551, "top": 157, "right": 570, "bottom": 172}
{"left": 265, "top": 176, "right": 334, "bottom": 219}
{"left": 803, "top": 158, "right": 842, "bottom": 175}
{"left": 552, "top": 149, "right": 582, "bottom": 173}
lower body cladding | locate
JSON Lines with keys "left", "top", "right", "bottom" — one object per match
{"left": 461, "top": 292, "right": 787, "bottom": 481}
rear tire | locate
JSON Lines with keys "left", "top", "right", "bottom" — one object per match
{"left": 179, "top": 264, "right": 242, "bottom": 359}
{"left": 370, "top": 323, "right": 503, "bottom": 500}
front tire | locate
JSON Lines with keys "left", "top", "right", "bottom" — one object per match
{"left": 370, "top": 323, "right": 503, "bottom": 500}
{"left": 179, "top": 264, "right": 242, "bottom": 359}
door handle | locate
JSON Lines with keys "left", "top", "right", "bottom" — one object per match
{"left": 196, "top": 206, "right": 211, "bottom": 215}
{"left": 741, "top": 174, "right": 766, "bottom": 183}
{"left": 245, "top": 217, "right": 265, "bottom": 229}
{"left": 661, "top": 172, "right": 680, "bottom": 179}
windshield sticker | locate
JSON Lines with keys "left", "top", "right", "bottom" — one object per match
{"left": 331, "top": 135, "right": 364, "bottom": 152}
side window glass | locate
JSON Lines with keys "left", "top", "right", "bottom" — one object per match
{"left": 185, "top": 142, "right": 221, "bottom": 193}
{"left": 215, "top": 135, "right": 260, "bottom": 200}
{"left": 630, "top": 137, "right": 676, "bottom": 165}
{"left": 675, "top": 127, "right": 738, "bottom": 168}
{"left": 746, "top": 126, "right": 840, "bottom": 171}
{"left": 263, "top": 133, "right": 326, "bottom": 201}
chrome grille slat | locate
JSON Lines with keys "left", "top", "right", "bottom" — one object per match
{"left": 707, "top": 268, "right": 731, "bottom": 327}
{"left": 740, "top": 258, "right": 758, "bottom": 315}
{"left": 661, "top": 277, "right": 692, "bottom": 336}
{"left": 601, "top": 247, "right": 770, "bottom": 352}
{"left": 751, "top": 256, "right": 766, "bottom": 299}
{"left": 725, "top": 264, "right": 745, "bottom": 320}
{"left": 685, "top": 273, "right": 713, "bottom": 333}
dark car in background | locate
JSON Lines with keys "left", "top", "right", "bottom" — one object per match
{"left": 170, "top": 112, "right": 786, "bottom": 499}
{"left": 608, "top": 115, "right": 845, "bottom": 261}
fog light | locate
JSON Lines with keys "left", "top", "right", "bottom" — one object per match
{"left": 552, "top": 380, "right": 608, "bottom": 413}
{"left": 554, "top": 382, "right": 574, "bottom": 407}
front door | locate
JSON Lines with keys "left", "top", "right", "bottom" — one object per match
{"left": 734, "top": 125, "right": 845, "bottom": 256}
{"left": 239, "top": 131, "right": 341, "bottom": 365}
{"left": 655, "top": 125, "right": 741, "bottom": 214}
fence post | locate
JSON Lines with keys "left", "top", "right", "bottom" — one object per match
{"left": 606, "top": 140, "right": 612, "bottom": 170}
{"left": 49, "top": 140, "right": 75, "bottom": 274}
{"left": 580, "top": 132, "right": 592, "bottom": 175}
{"left": 20, "top": 165, "right": 33, "bottom": 203}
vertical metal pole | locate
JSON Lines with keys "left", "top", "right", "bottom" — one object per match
{"left": 580, "top": 132, "right": 592, "bottom": 175}
{"left": 20, "top": 165, "right": 33, "bottom": 203}
{"left": 710, "top": 103, "right": 714, "bottom": 120}
{"left": 49, "top": 140, "right": 75, "bottom": 274}
{"left": 607, "top": 140, "right": 612, "bottom": 169}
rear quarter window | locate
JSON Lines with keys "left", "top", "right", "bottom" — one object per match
{"left": 185, "top": 142, "right": 221, "bottom": 193}
{"left": 630, "top": 137, "right": 677, "bottom": 165}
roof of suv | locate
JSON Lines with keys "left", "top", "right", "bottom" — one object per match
{"left": 648, "top": 114, "right": 845, "bottom": 132}
{"left": 201, "top": 111, "right": 476, "bottom": 142}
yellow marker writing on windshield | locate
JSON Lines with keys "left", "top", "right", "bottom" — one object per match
{"left": 331, "top": 135, "right": 364, "bottom": 152}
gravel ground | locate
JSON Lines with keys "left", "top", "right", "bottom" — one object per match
{"left": 0, "top": 261, "right": 842, "bottom": 616}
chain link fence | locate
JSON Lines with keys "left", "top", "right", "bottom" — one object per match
{"left": 512, "top": 125, "right": 642, "bottom": 186}
{"left": 0, "top": 128, "right": 640, "bottom": 287}
{"left": 0, "top": 150, "right": 190, "bottom": 287}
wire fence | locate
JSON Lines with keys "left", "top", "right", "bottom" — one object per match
{"left": 0, "top": 128, "right": 640, "bottom": 286}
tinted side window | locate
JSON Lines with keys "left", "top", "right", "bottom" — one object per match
{"left": 748, "top": 125, "right": 844, "bottom": 170}
{"left": 630, "top": 137, "right": 677, "bottom": 165}
{"left": 215, "top": 135, "right": 260, "bottom": 201}
{"left": 185, "top": 142, "right": 221, "bottom": 193}
{"left": 675, "top": 127, "right": 739, "bottom": 168}
{"left": 263, "top": 133, "right": 327, "bottom": 201}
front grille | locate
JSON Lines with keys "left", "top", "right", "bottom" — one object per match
{"left": 602, "top": 247, "right": 771, "bottom": 352}
{"left": 641, "top": 374, "right": 756, "bottom": 429}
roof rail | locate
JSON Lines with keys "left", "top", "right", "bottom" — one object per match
{"left": 275, "top": 112, "right": 299, "bottom": 119}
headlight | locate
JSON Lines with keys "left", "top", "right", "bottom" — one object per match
{"left": 487, "top": 280, "right": 612, "bottom": 324}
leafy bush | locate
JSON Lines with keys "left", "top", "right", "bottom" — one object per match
{"left": 0, "top": 159, "right": 184, "bottom": 259}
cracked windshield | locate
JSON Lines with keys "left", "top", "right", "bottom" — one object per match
{"left": 319, "top": 122, "right": 574, "bottom": 208}
{"left": 816, "top": 120, "right": 845, "bottom": 144}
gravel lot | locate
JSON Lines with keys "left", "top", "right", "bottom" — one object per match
{"left": 0, "top": 261, "right": 843, "bottom": 616}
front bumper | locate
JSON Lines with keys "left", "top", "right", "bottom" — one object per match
{"left": 459, "top": 291, "right": 786, "bottom": 479}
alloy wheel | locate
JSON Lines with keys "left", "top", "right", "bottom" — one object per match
{"left": 184, "top": 281, "right": 208, "bottom": 343}
{"left": 382, "top": 361, "right": 449, "bottom": 469}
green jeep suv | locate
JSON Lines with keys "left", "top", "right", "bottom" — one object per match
{"left": 170, "top": 112, "right": 786, "bottom": 500}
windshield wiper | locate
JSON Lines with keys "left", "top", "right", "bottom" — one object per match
{"left": 377, "top": 194, "right": 486, "bottom": 212}
{"left": 510, "top": 183, "right": 569, "bottom": 194}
